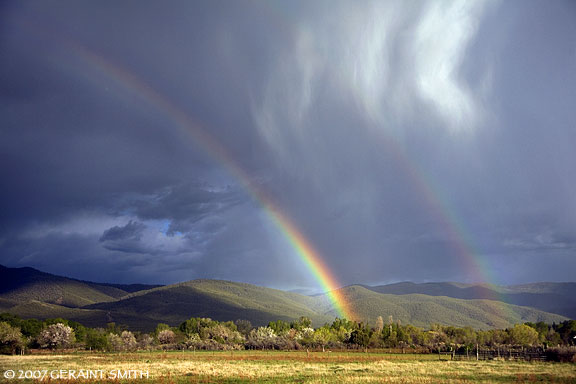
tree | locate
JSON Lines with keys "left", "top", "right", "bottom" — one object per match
{"left": 234, "top": 319, "right": 253, "bottom": 336}
{"left": 85, "top": 328, "right": 109, "bottom": 351}
{"left": 247, "top": 327, "right": 277, "bottom": 350}
{"left": 313, "top": 327, "right": 333, "bottom": 352}
{"left": 155, "top": 323, "right": 171, "bottom": 335}
{"left": 350, "top": 328, "right": 371, "bottom": 351}
{"left": 0, "top": 322, "right": 24, "bottom": 354}
{"left": 525, "top": 321, "right": 549, "bottom": 343}
{"left": 68, "top": 321, "right": 87, "bottom": 343}
{"left": 179, "top": 318, "right": 218, "bottom": 338}
{"left": 330, "top": 318, "right": 355, "bottom": 343}
{"left": 20, "top": 319, "right": 43, "bottom": 339}
{"left": 107, "top": 333, "right": 123, "bottom": 351}
{"left": 268, "top": 320, "right": 290, "bottom": 336}
{"left": 206, "top": 324, "right": 244, "bottom": 345}
{"left": 291, "top": 316, "right": 312, "bottom": 331}
{"left": 106, "top": 331, "right": 137, "bottom": 351}
{"left": 120, "top": 331, "right": 138, "bottom": 351}
{"left": 138, "top": 334, "right": 154, "bottom": 350}
{"left": 508, "top": 324, "right": 539, "bottom": 347}
{"left": 296, "top": 327, "right": 315, "bottom": 347}
{"left": 403, "top": 324, "right": 428, "bottom": 346}
{"left": 38, "top": 323, "right": 75, "bottom": 349}
{"left": 555, "top": 320, "right": 576, "bottom": 345}
{"left": 158, "top": 329, "right": 176, "bottom": 345}
{"left": 375, "top": 316, "right": 384, "bottom": 333}
{"left": 330, "top": 318, "right": 356, "bottom": 331}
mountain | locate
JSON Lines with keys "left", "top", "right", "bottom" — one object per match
{"left": 319, "top": 286, "right": 567, "bottom": 329}
{"left": 85, "top": 279, "right": 330, "bottom": 327}
{"left": 362, "top": 281, "right": 576, "bottom": 319}
{"left": 0, "top": 265, "right": 571, "bottom": 331}
{"left": 85, "top": 282, "right": 567, "bottom": 330}
{"left": 0, "top": 265, "right": 161, "bottom": 308}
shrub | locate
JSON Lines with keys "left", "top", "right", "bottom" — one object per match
{"left": 545, "top": 347, "right": 576, "bottom": 363}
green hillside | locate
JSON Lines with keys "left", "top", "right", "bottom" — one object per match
{"left": 0, "top": 266, "right": 570, "bottom": 331}
{"left": 0, "top": 265, "right": 159, "bottom": 308}
{"left": 317, "top": 286, "right": 567, "bottom": 330}
{"left": 86, "top": 280, "right": 332, "bottom": 327}
{"left": 0, "top": 298, "right": 17, "bottom": 312}
{"left": 83, "top": 281, "right": 568, "bottom": 331}
{"left": 363, "top": 281, "right": 576, "bottom": 318}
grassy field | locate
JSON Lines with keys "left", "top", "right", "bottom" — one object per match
{"left": 1, "top": 351, "right": 575, "bottom": 383}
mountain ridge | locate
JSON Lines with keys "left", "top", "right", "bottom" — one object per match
{"left": 0, "top": 265, "right": 571, "bottom": 331}
{"left": 361, "top": 281, "right": 576, "bottom": 318}
{"left": 0, "top": 264, "right": 162, "bottom": 307}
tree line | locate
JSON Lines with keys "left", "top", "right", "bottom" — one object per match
{"left": 1, "top": 313, "right": 575, "bottom": 356}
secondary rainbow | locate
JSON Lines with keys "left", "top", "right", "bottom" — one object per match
{"left": 379, "top": 135, "right": 496, "bottom": 286}
{"left": 66, "top": 45, "right": 355, "bottom": 321}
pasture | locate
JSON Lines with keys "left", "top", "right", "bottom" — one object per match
{"left": 1, "top": 351, "right": 575, "bottom": 383}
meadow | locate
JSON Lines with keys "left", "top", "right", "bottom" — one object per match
{"left": 1, "top": 351, "right": 575, "bottom": 383}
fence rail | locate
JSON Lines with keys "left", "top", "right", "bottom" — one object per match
{"left": 440, "top": 347, "right": 548, "bottom": 361}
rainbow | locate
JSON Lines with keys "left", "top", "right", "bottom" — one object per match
{"left": 373, "top": 130, "right": 510, "bottom": 318}
{"left": 385, "top": 138, "right": 490, "bottom": 283}
{"left": 61, "top": 44, "right": 502, "bottom": 322}
{"left": 259, "top": 0, "right": 497, "bottom": 288}
{"left": 20, "top": 8, "right": 510, "bottom": 326}
{"left": 67, "top": 45, "right": 356, "bottom": 321}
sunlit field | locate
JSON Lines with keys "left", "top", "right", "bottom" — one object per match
{"left": 1, "top": 351, "right": 575, "bottom": 383}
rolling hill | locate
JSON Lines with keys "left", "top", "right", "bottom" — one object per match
{"left": 85, "top": 280, "right": 330, "bottom": 327}
{"left": 0, "top": 265, "right": 571, "bottom": 331}
{"left": 362, "top": 281, "right": 576, "bottom": 319}
{"left": 83, "top": 282, "right": 567, "bottom": 330}
{"left": 318, "top": 286, "right": 567, "bottom": 329}
{"left": 0, "top": 265, "right": 160, "bottom": 308}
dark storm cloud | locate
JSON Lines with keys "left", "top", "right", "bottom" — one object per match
{"left": 100, "top": 221, "right": 146, "bottom": 243}
{"left": 99, "top": 220, "right": 147, "bottom": 254}
{"left": 1, "top": 0, "right": 575, "bottom": 287}
{"left": 120, "top": 183, "right": 243, "bottom": 235}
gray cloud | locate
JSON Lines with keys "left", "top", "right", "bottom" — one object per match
{"left": 120, "top": 183, "right": 243, "bottom": 235}
{"left": 100, "top": 221, "right": 145, "bottom": 243}
{"left": 1, "top": 0, "right": 575, "bottom": 288}
{"left": 100, "top": 220, "right": 147, "bottom": 254}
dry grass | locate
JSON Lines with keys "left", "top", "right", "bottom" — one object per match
{"left": 0, "top": 351, "right": 575, "bottom": 383}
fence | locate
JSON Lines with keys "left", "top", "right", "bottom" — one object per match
{"left": 440, "top": 347, "right": 547, "bottom": 361}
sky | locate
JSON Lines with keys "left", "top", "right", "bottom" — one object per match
{"left": 1, "top": 0, "right": 575, "bottom": 290}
